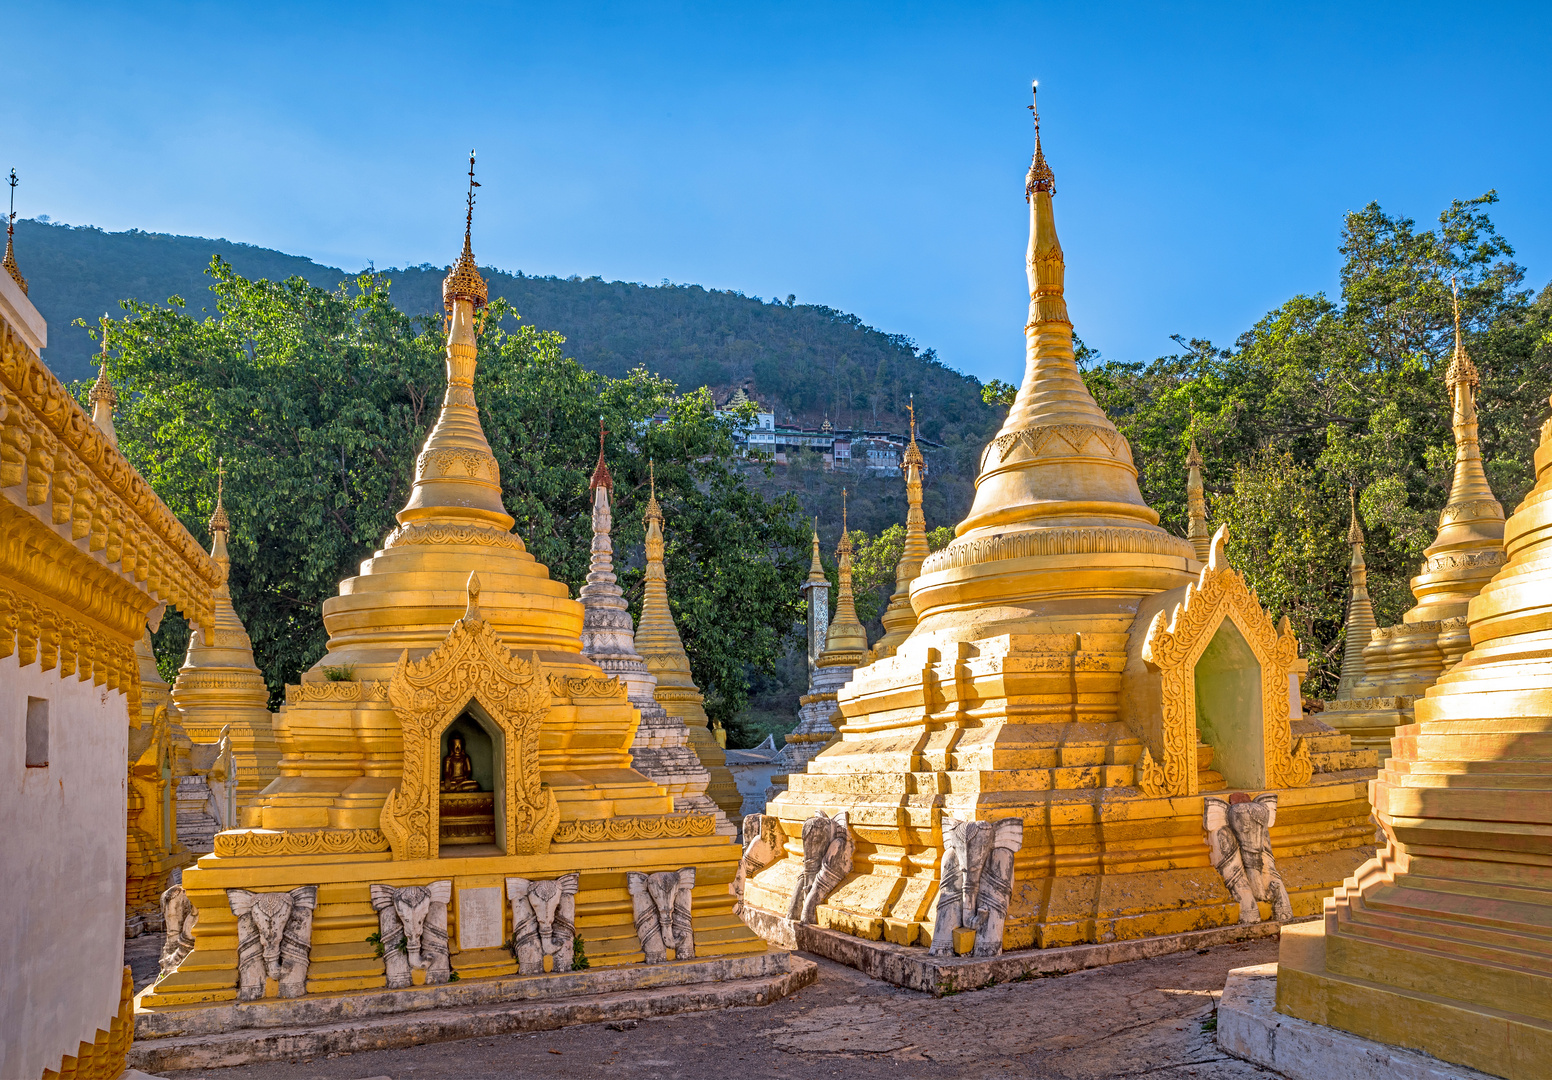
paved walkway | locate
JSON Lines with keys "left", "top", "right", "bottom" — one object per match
{"left": 153, "top": 938, "right": 1280, "bottom": 1080}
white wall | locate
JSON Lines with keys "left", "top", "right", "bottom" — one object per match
{"left": 0, "top": 652, "right": 128, "bottom": 1079}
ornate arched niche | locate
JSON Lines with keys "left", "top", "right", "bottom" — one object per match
{"left": 1120, "top": 528, "right": 1312, "bottom": 797}
{"left": 380, "top": 578, "right": 559, "bottom": 860}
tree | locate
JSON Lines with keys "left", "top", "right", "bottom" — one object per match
{"left": 841, "top": 524, "right": 955, "bottom": 632}
{"left": 1085, "top": 193, "right": 1552, "bottom": 695}
{"left": 93, "top": 258, "right": 809, "bottom": 724}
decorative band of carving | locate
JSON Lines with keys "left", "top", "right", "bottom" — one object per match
{"left": 175, "top": 670, "right": 269, "bottom": 691}
{"left": 548, "top": 674, "right": 625, "bottom": 699}
{"left": 1324, "top": 695, "right": 1414, "bottom": 712}
{"left": 208, "top": 628, "right": 254, "bottom": 649}
{"left": 214, "top": 828, "right": 390, "bottom": 857}
{"left": 1373, "top": 621, "right": 1443, "bottom": 640}
{"left": 1438, "top": 498, "right": 1504, "bottom": 525}
{"left": 921, "top": 526, "right": 1194, "bottom": 576}
{"left": 284, "top": 679, "right": 389, "bottom": 704}
{"left": 415, "top": 447, "right": 500, "bottom": 483}
{"left": 986, "top": 423, "right": 1129, "bottom": 468}
{"left": 385, "top": 522, "right": 525, "bottom": 551}
{"left": 552, "top": 814, "right": 717, "bottom": 844}
{"left": 1422, "top": 549, "right": 1506, "bottom": 574}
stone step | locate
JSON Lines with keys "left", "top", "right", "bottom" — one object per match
{"left": 128, "top": 952, "right": 815, "bottom": 1072}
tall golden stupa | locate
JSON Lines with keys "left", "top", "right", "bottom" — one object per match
{"left": 143, "top": 161, "right": 765, "bottom": 1013}
{"left": 1321, "top": 288, "right": 1506, "bottom": 751}
{"left": 742, "top": 91, "right": 1379, "bottom": 953}
{"left": 1277, "top": 390, "right": 1552, "bottom": 1079}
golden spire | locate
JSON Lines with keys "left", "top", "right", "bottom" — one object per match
{"left": 1185, "top": 440, "right": 1210, "bottom": 563}
{"left": 589, "top": 416, "right": 613, "bottom": 492}
{"left": 935, "top": 88, "right": 1184, "bottom": 583}
{"left": 4, "top": 168, "right": 26, "bottom": 295}
{"left": 89, "top": 315, "right": 119, "bottom": 448}
{"left": 1445, "top": 277, "right": 1480, "bottom": 392}
{"left": 874, "top": 398, "right": 930, "bottom": 659}
{"left": 1025, "top": 80, "right": 1055, "bottom": 198}
{"left": 806, "top": 519, "right": 827, "bottom": 584}
{"left": 823, "top": 490, "right": 868, "bottom": 656}
{"left": 208, "top": 457, "right": 231, "bottom": 539}
{"left": 1335, "top": 485, "right": 1377, "bottom": 697}
{"left": 397, "top": 153, "right": 510, "bottom": 530}
{"left": 1399, "top": 275, "right": 1504, "bottom": 627}
{"left": 637, "top": 458, "right": 699, "bottom": 690}
{"left": 1441, "top": 277, "right": 1491, "bottom": 504}
{"left": 645, "top": 459, "right": 662, "bottom": 525}
{"left": 442, "top": 149, "right": 488, "bottom": 313}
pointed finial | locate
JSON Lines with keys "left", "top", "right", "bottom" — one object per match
{"left": 1186, "top": 439, "right": 1202, "bottom": 469}
{"left": 807, "top": 517, "right": 827, "bottom": 583}
{"left": 903, "top": 394, "right": 924, "bottom": 469}
{"left": 1347, "top": 485, "right": 1365, "bottom": 546}
{"left": 645, "top": 459, "right": 663, "bottom": 524}
{"left": 443, "top": 151, "right": 488, "bottom": 312}
{"left": 1445, "top": 274, "right": 1479, "bottom": 390}
{"left": 3, "top": 167, "right": 25, "bottom": 295}
{"left": 837, "top": 488, "right": 853, "bottom": 556}
{"left": 1026, "top": 80, "right": 1055, "bottom": 199}
{"left": 208, "top": 456, "right": 230, "bottom": 536}
{"left": 89, "top": 314, "right": 119, "bottom": 412}
{"left": 589, "top": 415, "right": 614, "bottom": 492}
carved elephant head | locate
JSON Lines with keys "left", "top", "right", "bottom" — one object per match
{"left": 527, "top": 879, "right": 562, "bottom": 938}
{"left": 228, "top": 889, "right": 296, "bottom": 980}
{"left": 391, "top": 886, "right": 436, "bottom": 969}
{"left": 645, "top": 872, "right": 680, "bottom": 944}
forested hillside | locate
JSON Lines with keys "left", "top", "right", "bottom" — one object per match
{"left": 17, "top": 218, "right": 997, "bottom": 538}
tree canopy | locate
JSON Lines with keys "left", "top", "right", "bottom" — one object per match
{"left": 1073, "top": 193, "right": 1551, "bottom": 693}
{"left": 91, "top": 259, "right": 810, "bottom": 740}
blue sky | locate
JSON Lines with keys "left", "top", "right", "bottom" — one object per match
{"left": 11, "top": 2, "right": 1551, "bottom": 383}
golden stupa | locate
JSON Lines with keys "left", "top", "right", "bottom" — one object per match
{"left": 741, "top": 92, "right": 1379, "bottom": 953}
{"left": 169, "top": 460, "right": 280, "bottom": 813}
{"left": 1277, "top": 390, "right": 1552, "bottom": 1079}
{"left": 1321, "top": 287, "right": 1507, "bottom": 751}
{"left": 870, "top": 407, "right": 929, "bottom": 662}
{"left": 633, "top": 467, "right": 743, "bottom": 819}
{"left": 142, "top": 164, "right": 764, "bottom": 1013}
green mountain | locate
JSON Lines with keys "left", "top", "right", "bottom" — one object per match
{"left": 14, "top": 218, "right": 997, "bottom": 536}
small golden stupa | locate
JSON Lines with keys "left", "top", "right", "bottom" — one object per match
{"left": 633, "top": 467, "right": 743, "bottom": 819}
{"left": 143, "top": 161, "right": 763, "bottom": 1012}
{"left": 1322, "top": 287, "right": 1506, "bottom": 751}
{"left": 769, "top": 498, "right": 868, "bottom": 801}
{"left": 1277, "top": 391, "right": 1552, "bottom": 1080}
{"left": 871, "top": 404, "right": 929, "bottom": 662}
{"left": 169, "top": 459, "right": 279, "bottom": 813}
{"left": 742, "top": 90, "right": 1379, "bottom": 953}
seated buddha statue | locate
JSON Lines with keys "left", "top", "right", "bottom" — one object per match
{"left": 440, "top": 734, "right": 481, "bottom": 792}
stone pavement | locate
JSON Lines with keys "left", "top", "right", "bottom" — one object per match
{"left": 156, "top": 938, "right": 1282, "bottom": 1080}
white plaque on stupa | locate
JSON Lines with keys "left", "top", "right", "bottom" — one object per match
{"left": 457, "top": 886, "right": 503, "bottom": 950}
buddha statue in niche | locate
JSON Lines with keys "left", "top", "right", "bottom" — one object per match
{"left": 440, "top": 733, "right": 481, "bottom": 792}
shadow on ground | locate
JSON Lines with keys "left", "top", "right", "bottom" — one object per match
{"left": 155, "top": 938, "right": 1282, "bottom": 1080}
